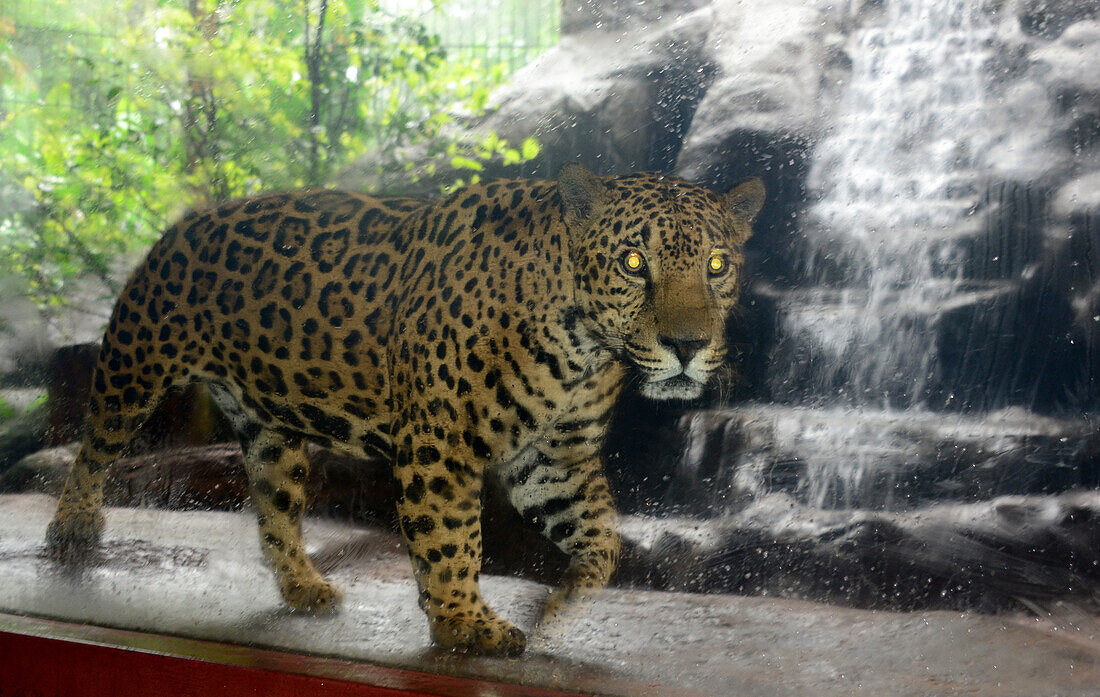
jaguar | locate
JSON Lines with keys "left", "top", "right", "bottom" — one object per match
{"left": 45, "top": 163, "right": 764, "bottom": 656}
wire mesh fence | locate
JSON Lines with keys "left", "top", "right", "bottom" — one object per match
{"left": 381, "top": 0, "right": 560, "bottom": 73}
{"left": 0, "top": 0, "right": 560, "bottom": 143}
{"left": 0, "top": 4, "right": 117, "bottom": 115}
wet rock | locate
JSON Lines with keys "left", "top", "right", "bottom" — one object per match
{"left": 1016, "top": 0, "right": 1100, "bottom": 39}
{"left": 933, "top": 275, "right": 1088, "bottom": 412}
{"left": 618, "top": 490, "right": 1100, "bottom": 611}
{"left": 0, "top": 443, "right": 79, "bottom": 496}
{"left": 1047, "top": 171, "right": 1100, "bottom": 335}
{"left": 674, "top": 0, "right": 841, "bottom": 180}
{"left": 1031, "top": 20, "right": 1100, "bottom": 171}
{"left": 1, "top": 443, "right": 248, "bottom": 509}
{"left": 474, "top": 6, "right": 713, "bottom": 178}
{"left": 762, "top": 7, "right": 1100, "bottom": 412}
{"left": 0, "top": 400, "right": 48, "bottom": 483}
{"left": 666, "top": 405, "right": 1100, "bottom": 513}
{"left": 1032, "top": 20, "right": 1100, "bottom": 94}
{"left": 1052, "top": 170, "right": 1100, "bottom": 220}
{"left": 673, "top": 0, "right": 834, "bottom": 280}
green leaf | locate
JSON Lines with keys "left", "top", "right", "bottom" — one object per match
{"left": 449, "top": 155, "right": 484, "bottom": 172}
{"left": 521, "top": 137, "right": 540, "bottom": 160}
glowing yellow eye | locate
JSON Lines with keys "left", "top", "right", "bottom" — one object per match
{"left": 622, "top": 249, "right": 645, "bottom": 274}
{"left": 708, "top": 252, "right": 726, "bottom": 274}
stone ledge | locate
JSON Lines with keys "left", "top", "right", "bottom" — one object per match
{"left": 1, "top": 494, "right": 1096, "bottom": 697}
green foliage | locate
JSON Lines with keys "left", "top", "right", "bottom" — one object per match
{"left": 0, "top": 395, "right": 16, "bottom": 424}
{"left": 445, "top": 132, "right": 540, "bottom": 192}
{"left": 0, "top": 0, "right": 542, "bottom": 325}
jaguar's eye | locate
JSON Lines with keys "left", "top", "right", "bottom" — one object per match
{"left": 621, "top": 249, "right": 647, "bottom": 276}
{"left": 708, "top": 251, "right": 728, "bottom": 276}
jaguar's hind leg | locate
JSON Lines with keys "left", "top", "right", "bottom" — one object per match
{"left": 208, "top": 385, "right": 340, "bottom": 613}
{"left": 249, "top": 430, "right": 341, "bottom": 612}
{"left": 46, "top": 364, "right": 172, "bottom": 562}
{"left": 245, "top": 429, "right": 341, "bottom": 612}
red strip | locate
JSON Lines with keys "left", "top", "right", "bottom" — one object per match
{"left": 0, "top": 627, "right": 589, "bottom": 697}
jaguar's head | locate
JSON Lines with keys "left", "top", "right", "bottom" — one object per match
{"left": 559, "top": 163, "right": 764, "bottom": 400}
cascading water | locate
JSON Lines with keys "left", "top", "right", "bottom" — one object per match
{"left": 767, "top": 0, "right": 1008, "bottom": 409}
{"left": 674, "top": 0, "right": 1069, "bottom": 512}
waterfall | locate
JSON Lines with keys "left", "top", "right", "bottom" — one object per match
{"left": 667, "top": 0, "right": 1075, "bottom": 514}
{"left": 767, "top": 0, "right": 1012, "bottom": 409}
{"left": 663, "top": 0, "right": 1071, "bottom": 513}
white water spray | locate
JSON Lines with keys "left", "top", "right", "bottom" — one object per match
{"left": 768, "top": 0, "right": 1018, "bottom": 408}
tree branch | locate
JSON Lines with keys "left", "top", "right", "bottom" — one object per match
{"left": 305, "top": 0, "right": 329, "bottom": 184}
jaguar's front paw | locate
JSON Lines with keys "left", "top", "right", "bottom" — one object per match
{"left": 430, "top": 611, "right": 527, "bottom": 657}
{"left": 280, "top": 574, "right": 343, "bottom": 614}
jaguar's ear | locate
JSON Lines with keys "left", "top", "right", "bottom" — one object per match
{"left": 723, "top": 177, "right": 766, "bottom": 226}
{"left": 557, "top": 163, "right": 609, "bottom": 230}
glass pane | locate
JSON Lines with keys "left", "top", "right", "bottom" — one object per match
{"left": 1, "top": 0, "right": 1097, "bottom": 694}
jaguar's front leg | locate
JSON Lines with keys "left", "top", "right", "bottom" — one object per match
{"left": 393, "top": 427, "right": 526, "bottom": 656}
{"left": 503, "top": 450, "right": 621, "bottom": 628}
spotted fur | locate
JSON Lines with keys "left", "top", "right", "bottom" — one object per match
{"left": 45, "top": 164, "right": 764, "bottom": 656}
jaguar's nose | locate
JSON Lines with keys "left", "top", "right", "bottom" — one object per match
{"left": 657, "top": 335, "right": 707, "bottom": 367}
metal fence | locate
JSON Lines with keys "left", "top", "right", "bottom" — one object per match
{"left": 383, "top": 0, "right": 560, "bottom": 74}
{"left": 0, "top": 0, "right": 560, "bottom": 138}
{"left": 0, "top": 3, "right": 117, "bottom": 116}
